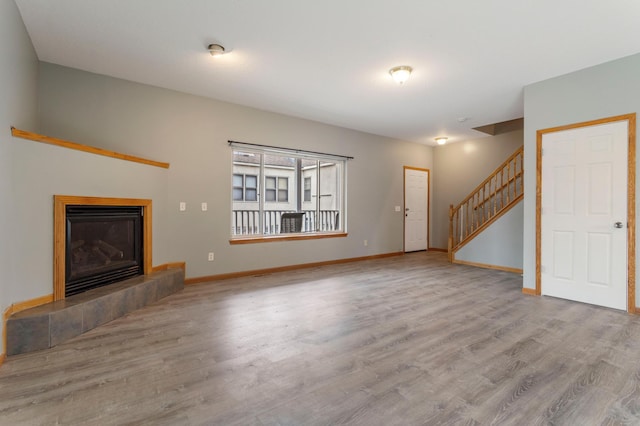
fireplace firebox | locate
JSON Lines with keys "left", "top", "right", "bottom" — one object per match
{"left": 65, "top": 205, "right": 143, "bottom": 297}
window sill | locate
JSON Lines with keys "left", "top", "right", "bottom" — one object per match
{"left": 229, "top": 232, "right": 348, "bottom": 245}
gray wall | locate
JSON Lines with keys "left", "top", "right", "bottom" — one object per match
{"left": 523, "top": 53, "right": 640, "bottom": 306}
{"left": 0, "top": 0, "right": 39, "bottom": 356}
{"left": 455, "top": 200, "right": 523, "bottom": 269}
{"left": 431, "top": 130, "right": 523, "bottom": 249}
{"left": 10, "top": 140, "right": 170, "bottom": 304}
{"left": 37, "top": 62, "right": 434, "bottom": 279}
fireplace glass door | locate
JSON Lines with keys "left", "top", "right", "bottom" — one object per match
{"left": 65, "top": 205, "right": 143, "bottom": 297}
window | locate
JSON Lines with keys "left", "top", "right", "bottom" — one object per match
{"left": 231, "top": 146, "right": 347, "bottom": 238}
{"left": 265, "top": 177, "right": 288, "bottom": 202}
{"left": 232, "top": 174, "right": 257, "bottom": 201}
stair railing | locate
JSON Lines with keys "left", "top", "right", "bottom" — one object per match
{"left": 448, "top": 146, "right": 524, "bottom": 260}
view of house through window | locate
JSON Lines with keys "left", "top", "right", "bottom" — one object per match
{"left": 265, "top": 176, "right": 288, "bottom": 202}
{"left": 232, "top": 148, "right": 345, "bottom": 237}
{"left": 232, "top": 173, "right": 257, "bottom": 202}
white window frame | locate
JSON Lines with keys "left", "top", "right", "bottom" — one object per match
{"left": 231, "top": 144, "right": 348, "bottom": 240}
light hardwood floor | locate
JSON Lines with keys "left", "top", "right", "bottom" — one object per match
{"left": 2, "top": 252, "right": 640, "bottom": 425}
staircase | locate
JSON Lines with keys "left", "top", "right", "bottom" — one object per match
{"left": 448, "top": 146, "right": 523, "bottom": 261}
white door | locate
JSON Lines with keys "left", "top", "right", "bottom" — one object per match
{"left": 541, "top": 120, "right": 628, "bottom": 310}
{"left": 404, "top": 168, "right": 429, "bottom": 252}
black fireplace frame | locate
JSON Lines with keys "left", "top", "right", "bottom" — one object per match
{"left": 64, "top": 205, "right": 144, "bottom": 297}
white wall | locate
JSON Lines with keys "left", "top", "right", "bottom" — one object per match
{"left": 431, "top": 130, "right": 523, "bottom": 249}
{"left": 36, "top": 62, "right": 434, "bottom": 279}
{"left": 523, "top": 53, "right": 640, "bottom": 307}
{"left": 0, "top": 0, "right": 39, "bottom": 356}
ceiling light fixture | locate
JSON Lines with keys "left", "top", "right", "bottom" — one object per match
{"left": 435, "top": 137, "right": 448, "bottom": 145}
{"left": 389, "top": 66, "right": 412, "bottom": 85}
{"left": 208, "top": 43, "right": 226, "bottom": 57}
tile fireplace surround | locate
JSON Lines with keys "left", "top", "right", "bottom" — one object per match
{"left": 6, "top": 267, "right": 184, "bottom": 356}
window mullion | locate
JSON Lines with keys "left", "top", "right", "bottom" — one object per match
{"left": 296, "top": 158, "right": 302, "bottom": 213}
{"left": 243, "top": 174, "right": 247, "bottom": 201}
{"left": 315, "top": 160, "right": 320, "bottom": 232}
{"left": 259, "top": 154, "right": 265, "bottom": 235}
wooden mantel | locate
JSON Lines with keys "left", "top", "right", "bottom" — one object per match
{"left": 11, "top": 127, "right": 170, "bottom": 169}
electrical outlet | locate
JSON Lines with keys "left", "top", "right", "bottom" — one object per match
{"left": 363, "top": 240, "right": 368, "bottom": 246}
{"left": 201, "top": 202, "right": 208, "bottom": 211}
{"left": 179, "top": 202, "right": 186, "bottom": 211}
{"left": 208, "top": 252, "right": 215, "bottom": 261}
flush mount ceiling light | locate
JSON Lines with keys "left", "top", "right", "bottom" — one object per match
{"left": 435, "top": 137, "right": 448, "bottom": 145}
{"left": 389, "top": 66, "right": 412, "bottom": 85}
{"left": 208, "top": 43, "right": 226, "bottom": 57}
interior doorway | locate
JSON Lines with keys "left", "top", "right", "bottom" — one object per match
{"left": 536, "top": 114, "right": 636, "bottom": 311}
{"left": 404, "top": 167, "right": 429, "bottom": 252}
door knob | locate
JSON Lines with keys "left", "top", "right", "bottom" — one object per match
{"left": 614, "top": 222, "right": 624, "bottom": 229}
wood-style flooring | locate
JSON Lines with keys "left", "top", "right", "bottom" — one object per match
{"left": 2, "top": 252, "right": 640, "bottom": 425}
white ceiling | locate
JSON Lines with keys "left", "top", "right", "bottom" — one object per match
{"left": 14, "top": 0, "right": 640, "bottom": 145}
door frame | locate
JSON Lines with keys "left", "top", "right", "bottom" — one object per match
{"left": 403, "top": 166, "right": 430, "bottom": 252}
{"left": 535, "top": 113, "right": 636, "bottom": 312}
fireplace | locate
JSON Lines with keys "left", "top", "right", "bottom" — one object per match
{"left": 54, "top": 196, "right": 153, "bottom": 300}
{"left": 65, "top": 205, "right": 143, "bottom": 297}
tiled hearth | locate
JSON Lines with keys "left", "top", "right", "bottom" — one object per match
{"left": 6, "top": 268, "right": 184, "bottom": 356}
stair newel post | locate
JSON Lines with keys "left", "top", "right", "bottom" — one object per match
{"left": 493, "top": 175, "right": 498, "bottom": 216}
{"left": 503, "top": 165, "right": 507, "bottom": 208}
{"left": 474, "top": 192, "right": 479, "bottom": 230}
{"left": 513, "top": 157, "right": 517, "bottom": 197}
{"left": 484, "top": 182, "right": 489, "bottom": 222}
{"left": 477, "top": 191, "right": 481, "bottom": 229}
{"left": 516, "top": 157, "right": 520, "bottom": 196}
{"left": 482, "top": 184, "right": 487, "bottom": 222}
{"left": 467, "top": 199, "right": 471, "bottom": 237}
{"left": 448, "top": 204, "right": 454, "bottom": 262}
{"left": 506, "top": 160, "right": 511, "bottom": 204}
{"left": 517, "top": 152, "right": 523, "bottom": 198}
{"left": 456, "top": 206, "right": 461, "bottom": 246}
{"left": 480, "top": 186, "right": 485, "bottom": 223}
{"left": 498, "top": 174, "right": 501, "bottom": 212}
{"left": 511, "top": 157, "right": 516, "bottom": 199}
{"left": 471, "top": 194, "right": 475, "bottom": 233}
{"left": 465, "top": 200, "right": 470, "bottom": 237}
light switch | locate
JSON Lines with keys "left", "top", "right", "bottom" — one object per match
{"left": 395, "top": 206, "right": 401, "bottom": 212}
{"left": 201, "top": 202, "right": 208, "bottom": 211}
{"left": 179, "top": 202, "right": 186, "bottom": 211}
